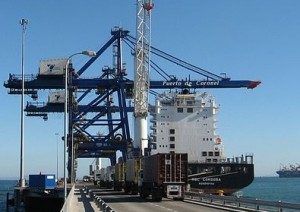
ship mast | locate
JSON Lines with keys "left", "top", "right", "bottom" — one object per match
{"left": 134, "top": 0, "right": 153, "bottom": 156}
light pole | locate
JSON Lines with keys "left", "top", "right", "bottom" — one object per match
{"left": 55, "top": 133, "right": 59, "bottom": 182}
{"left": 63, "top": 50, "right": 96, "bottom": 201}
{"left": 71, "top": 124, "right": 74, "bottom": 184}
{"left": 19, "top": 18, "right": 28, "bottom": 188}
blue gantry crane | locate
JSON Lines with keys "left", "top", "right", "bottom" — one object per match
{"left": 4, "top": 27, "right": 260, "bottom": 180}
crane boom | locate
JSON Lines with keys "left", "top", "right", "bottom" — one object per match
{"left": 133, "top": 0, "right": 153, "bottom": 156}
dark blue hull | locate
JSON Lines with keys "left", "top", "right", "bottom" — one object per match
{"left": 188, "top": 163, "right": 254, "bottom": 194}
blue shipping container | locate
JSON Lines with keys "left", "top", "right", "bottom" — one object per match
{"left": 29, "top": 174, "right": 56, "bottom": 189}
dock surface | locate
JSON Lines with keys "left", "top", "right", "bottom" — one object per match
{"left": 70, "top": 183, "right": 99, "bottom": 212}
{"left": 69, "top": 182, "right": 229, "bottom": 212}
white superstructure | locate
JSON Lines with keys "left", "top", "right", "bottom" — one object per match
{"left": 150, "top": 90, "right": 225, "bottom": 163}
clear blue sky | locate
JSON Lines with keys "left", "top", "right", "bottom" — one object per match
{"left": 1, "top": 0, "right": 300, "bottom": 179}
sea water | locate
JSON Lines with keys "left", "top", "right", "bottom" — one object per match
{"left": 0, "top": 180, "right": 18, "bottom": 212}
{"left": 241, "top": 177, "right": 300, "bottom": 204}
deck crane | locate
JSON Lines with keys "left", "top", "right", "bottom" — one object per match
{"left": 133, "top": 0, "right": 153, "bottom": 156}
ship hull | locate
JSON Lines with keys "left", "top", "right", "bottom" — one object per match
{"left": 276, "top": 171, "right": 300, "bottom": 178}
{"left": 188, "top": 163, "right": 254, "bottom": 194}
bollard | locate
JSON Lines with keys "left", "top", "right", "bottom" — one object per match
{"left": 255, "top": 198, "right": 259, "bottom": 210}
{"left": 96, "top": 197, "right": 101, "bottom": 207}
{"left": 278, "top": 200, "right": 283, "bottom": 212}
{"left": 99, "top": 198, "right": 103, "bottom": 208}
{"left": 101, "top": 202, "right": 105, "bottom": 211}
{"left": 236, "top": 196, "right": 241, "bottom": 208}
{"left": 6, "top": 193, "right": 9, "bottom": 211}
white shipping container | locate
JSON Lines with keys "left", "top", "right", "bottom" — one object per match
{"left": 48, "top": 91, "right": 65, "bottom": 104}
{"left": 100, "top": 168, "right": 106, "bottom": 181}
{"left": 125, "top": 159, "right": 140, "bottom": 183}
{"left": 105, "top": 166, "right": 115, "bottom": 182}
{"left": 39, "top": 58, "right": 68, "bottom": 75}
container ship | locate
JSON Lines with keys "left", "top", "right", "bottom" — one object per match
{"left": 277, "top": 164, "right": 300, "bottom": 178}
{"left": 149, "top": 90, "right": 254, "bottom": 194}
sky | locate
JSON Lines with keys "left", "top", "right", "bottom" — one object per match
{"left": 1, "top": 0, "right": 300, "bottom": 180}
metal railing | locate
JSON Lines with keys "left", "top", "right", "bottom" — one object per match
{"left": 185, "top": 192, "right": 300, "bottom": 212}
{"left": 89, "top": 189, "right": 115, "bottom": 212}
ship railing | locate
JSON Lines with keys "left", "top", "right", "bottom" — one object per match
{"left": 185, "top": 192, "right": 300, "bottom": 212}
{"left": 7, "top": 73, "right": 36, "bottom": 82}
{"left": 150, "top": 125, "right": 156, "bottom": 130}
{"left": 150, "top": 118, "right": 157, "bottom": 123}
{"left": 150, "top": 132, "right": 157, "bottom": 137}
{"left": 26, "top": 101, "right": 47, "bottom": 108}
{"left": 225, "top": 154, "right": 254, "bottom": 164}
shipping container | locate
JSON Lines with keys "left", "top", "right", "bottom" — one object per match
{"left": 114, "top": 162, "right": 125, "bottom": 191}
{"left": 93, "top": 169, "right": 101, "bottom": 185}
{"left": 125, "top": 158, "right": 141, "bottom": 194}
{"left": 105, "top": 166, "right": 115, "bottom": 188}
{"left": 99, "top": 168, "right": 106, "bottom": 187}
{"left": 29, "top": 174, "right": 56, "bottom": 190}
{"left": 139, "top": 153, "right": 188, "bottom": 201}
{"left": 39, "top": 58, "right": 67, "bottom": 76}
{"left": 48, "top": 91, "right": 65, "bottom": 104}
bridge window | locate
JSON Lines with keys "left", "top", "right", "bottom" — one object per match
{"left": 170, "top": 144, "right": 175, "bottom": 149}
{"left": 151, "top": 143, "right": 157, "bottom": 149}
{"left": 187, "top": 108, "right": 193, "bottom": 113}
{"left": 177, "top": 108, "right": 183, "bottom": 113}
{"left": 209, "top": 152, "right": 213, "bottom": 156}
{"left": 202, "top": 152, "right": 207, "bottom": 156}
{"left": 187, "top": 100, "right": 193, "bottom": 106}
{"left": 170, "top": 136, "right": 175, "bottom": 142}
{"left": 169, "top": 129, "right": 175, "bottom": 134}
